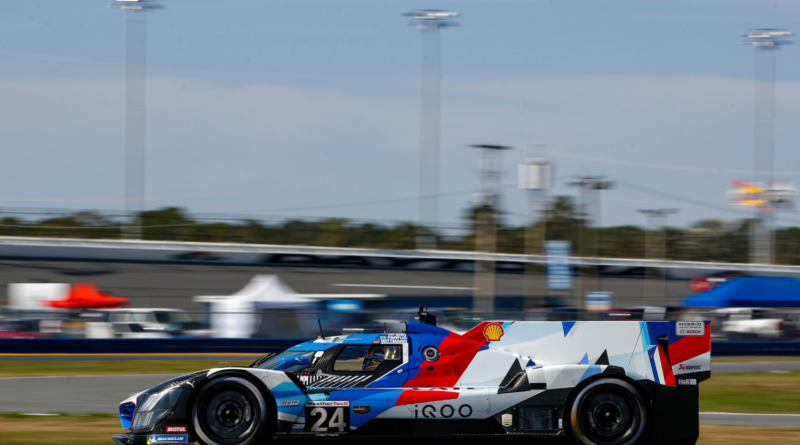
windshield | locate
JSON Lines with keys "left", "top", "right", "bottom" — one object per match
{"left": 255, "top": 350, "right": 316, "bottom": 370}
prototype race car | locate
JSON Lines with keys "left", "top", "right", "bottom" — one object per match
{"left": 113, "top": 309, "right": 711, "bottom": 445}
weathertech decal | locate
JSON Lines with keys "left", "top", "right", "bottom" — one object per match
{"left": 483, "top": 323, "right": 505, "bottom": 341}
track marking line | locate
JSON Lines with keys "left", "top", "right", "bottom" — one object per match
{"left": 701, "top": 412, "right": 800, "bottom": 417}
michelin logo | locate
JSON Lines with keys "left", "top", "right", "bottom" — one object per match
{"left": 147, "top": 434, "right": 188, "bottom": 444}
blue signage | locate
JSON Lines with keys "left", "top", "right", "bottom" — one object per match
{"left": 546, "top": 241, "right": 572, "bottom": 290}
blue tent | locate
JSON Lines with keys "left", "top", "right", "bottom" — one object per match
{"left": 682, "top": 277, "right": 800, "bottom": 308}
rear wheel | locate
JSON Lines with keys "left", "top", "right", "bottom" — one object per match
{"left": 192, "top": 375, "right": 273, "bottom": 445}
{"left": 569, "top": 378, "right": 648, "bottom": 445}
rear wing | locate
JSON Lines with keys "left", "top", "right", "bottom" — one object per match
{"left": 462, "top": 320, "right": 711, "bottom": 387}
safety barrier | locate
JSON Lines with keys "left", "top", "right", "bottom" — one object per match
{"left": 3, "top": 236, "right": 800, "bottom": 274}
{"left": 711, "top": 341, "right": 800, "bottom": 357}
{"left": 1, "top": 339, "right": 799, "bottom": 356}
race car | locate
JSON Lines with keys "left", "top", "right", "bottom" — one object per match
{"left": 112, "top": 308, "right": 711, "bottom": 445}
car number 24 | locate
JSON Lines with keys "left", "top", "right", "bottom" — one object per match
{"left": 304, "top": 402, "right": 350, "bottom": 433}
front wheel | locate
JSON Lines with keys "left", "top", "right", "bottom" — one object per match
{"left": 192, "top": 375, "right": 273, "bottom": 445}
{"left": 569, "top": 378, "right": 648, "bottom": 445}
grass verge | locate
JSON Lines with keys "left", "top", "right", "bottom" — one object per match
{"left": 700, "top": 371, "right": 800, "bottom": 414}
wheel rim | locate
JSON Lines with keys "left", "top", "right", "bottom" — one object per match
{"left": 577, "top": 386, "right": 641, "bottom": 445}
{"left": 201, "top": 385, "right": 259, "bottom": 443}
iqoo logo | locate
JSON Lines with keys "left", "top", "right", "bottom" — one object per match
{"left": 415, "top": 404, "right": 473, "bottom": 419}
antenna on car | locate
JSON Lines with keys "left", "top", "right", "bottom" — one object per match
{"left": 318, "top": 319, "right": 324, "bottom": 339}
{"left": 417, "top": 305, "right": 437, "bottom": 326}
{"left": 384, "top": 322, "right": 387, "bottom": 333}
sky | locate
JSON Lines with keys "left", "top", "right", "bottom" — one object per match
{"left": 4, "top": 0, "right": 800, "bottom": 229}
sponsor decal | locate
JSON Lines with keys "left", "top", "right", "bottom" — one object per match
{"left": 281, "top": 400, "right": 300, "bottom": 406}
{"left": 353, "top": 405, "right": 371, "bottom": 415}
{"left": 147, "top": 434, "right": 188, "bottom": 444}
{"left": 676, "top": 321, "right": 705, "bottom": 337}
{"left": 501, "top": 414, "right": 513, "bottom": 427}
{"left": 678, "top": 364, "right": 702, "bottom": 371}
{"left": 377, "top": 333, "right": 407, "bottom": 344}
{"left": 483, "top": 323, "right": 505, "bottom": 342}
{"left": 415, "top": 404, "right": 473, "bottom": 419}
{"left": 165, "top": 427, "right": 187, "bottom": 433}
{"left": 678, "top": 378, "right": 697, "bottom": 386}
{"left": 306, "top": 401, "right": 349, "bottom": 407}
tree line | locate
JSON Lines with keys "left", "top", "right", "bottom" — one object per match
{"left": 2, "top": 196, "right": 799, "bottom": 264}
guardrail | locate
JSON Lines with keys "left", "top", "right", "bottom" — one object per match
{"left": 711, "top": 341, "right": 800, "bottom": 357}
{"left": 1, "top": 339, "right": 799, "bottom": 356}
{"left": 2, "top": 236, "right": 800, "bottom": 275}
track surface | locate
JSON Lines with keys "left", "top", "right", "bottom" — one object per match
{"left": 0, "top": 259, "right": 693, "bottom": 309}
{"left": 0, "top": 372, "right": 797, "bottom": 427}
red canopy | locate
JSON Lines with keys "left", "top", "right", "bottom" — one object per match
{"left": 43, "top": 283, "right": 128, "bottom": 309}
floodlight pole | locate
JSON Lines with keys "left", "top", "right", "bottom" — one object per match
{"left": 637, "top": 208, "right": 678, "bottom": 306}
{"left": 405, "top": 10, "right": 459, "bottom": 250}
{"left": 470, "top": 144, "right": 513, "bottom": 317}
{"left": 519, "top": 145, "right": 550, "bottom": 309}
{"left": 742, "top": 29, "right": 793, "bottom": 264}
{"left": 567, "top": 176, "right": 614, "bottom": 306}
{"left": 111, "top": 0, "right": 163, "bottom": 239}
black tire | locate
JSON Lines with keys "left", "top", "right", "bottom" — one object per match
{"left": 192, "top": 375, "right": 274, "bottom": 445}
{"left": 569, "top": 378, "right": 648, "bottom": 445}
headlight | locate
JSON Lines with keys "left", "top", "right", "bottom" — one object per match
{"left": 131, "top": 386, "right": 184, "bottom": 434}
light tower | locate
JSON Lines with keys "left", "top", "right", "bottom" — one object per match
{"left": 741, "top": 29, "right": 793, "bottom": 264}
{"left": 111, "top": 0, "right": 163, "bottom": 239}
{"left": 567, "top": 176, "right": 614, "bottom": 305}
{"left": 469, "top": 143, "right": 514, "bottom": 316}
{"left": 637, "top": 208, "right": 679, "bottom": 305}
{"left": 404, "top": 10, "right": 459, "bottom": 250}
{"left": 518, "top": 144, "right": 551, "bottom": 309}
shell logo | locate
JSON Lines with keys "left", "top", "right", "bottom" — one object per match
{"left": 483, "top": 323, "right": 505, "bottom": 342}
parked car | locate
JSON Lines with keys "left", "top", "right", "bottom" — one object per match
{"left": 709, "top": 308, "right": 786, "bottom": 340}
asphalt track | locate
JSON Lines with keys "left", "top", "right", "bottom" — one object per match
{"left": 0, "top": 259, "right": 693, "bottom": 309}
{"left": 1, "top": 372, "right": 798, "bottom": 427}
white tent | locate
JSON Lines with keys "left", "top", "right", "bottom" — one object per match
{"left": 196, "top": 275, "right": 318, "bottom": 338}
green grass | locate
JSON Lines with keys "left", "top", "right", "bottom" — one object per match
{"left": 0, "top": 359, "right": 257, "bottom": 377}
{"left": 700, "top": 371, "right": 800, "bottom": 414}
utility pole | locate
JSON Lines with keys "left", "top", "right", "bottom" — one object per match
{"left": 741, "top": 29, "right": 793, "bottom": 264}
{"left": 637, "top": 208, "right": 678, "bottom": 306}
{"left": 111, "top": 0, "right": 163, "bottom": 240}
{"left": 405, "top": 10, "right": 459, "bottom": 250}
{"left": 567, "top": 176, "right": 614, "bottom": 306}
{"left": 518, "top": 145, "right": 550, "bottom": 309}
{"left": 470, "top": 144, "right": 513, "bottom": 317}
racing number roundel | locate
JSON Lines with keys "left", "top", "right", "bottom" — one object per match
{"left": 483, "top": 323, "right": 504, "bottom": 342}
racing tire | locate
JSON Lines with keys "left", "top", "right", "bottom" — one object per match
{"left": 569, "top": 378, "right": 648, "bottom": 445}
{"left": 192, "top": 375, "right": 274, "bottom": 445}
